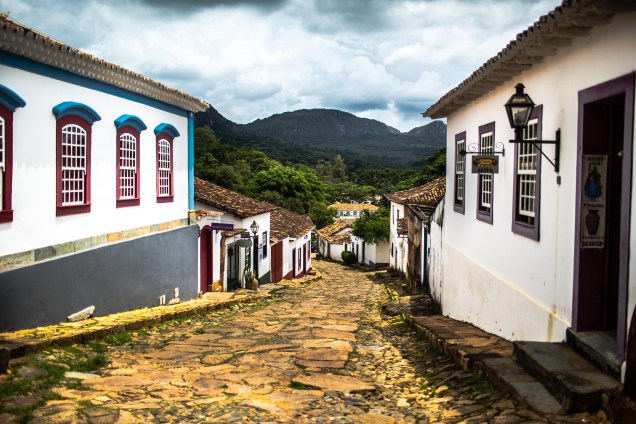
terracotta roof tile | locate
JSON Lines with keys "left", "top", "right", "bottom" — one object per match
{"left": 317, "top": 219, "right": 352, "bottom": 244}
{"left": 385, "top": 177, "right": 446, "bottom": 209}
{"left": 194, "top": 177, "right": 278, "bottom": 219}
{"left": 270, "top": 207, "right": 315, "bottom": 244}
{"left": 328, "top": 203, "right": 379, "bottom": 211}
{"left": 0, "top": 15, "right": 208, "bottom": 112}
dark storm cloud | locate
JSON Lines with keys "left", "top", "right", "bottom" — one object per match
{"left": 137, "top": 0, "right": 287, "bottom": 14}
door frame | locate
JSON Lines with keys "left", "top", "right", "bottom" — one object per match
{"left": 572, "top": 72, "right": 634, "bottom": 361}
{"left": 199, "top": 226, "right": 212, "bottom": 293}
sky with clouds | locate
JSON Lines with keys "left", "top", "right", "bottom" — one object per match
{"left": 2, "top": 0, "right": 557, "bottom": 132}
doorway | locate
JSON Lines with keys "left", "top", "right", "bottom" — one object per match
{"left": 573, "top": 73, "right": 634, "bottom": 362}
{"left": 199, "top": 226, "right": 213, "bottom": 293}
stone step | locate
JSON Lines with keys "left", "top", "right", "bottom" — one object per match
{"left": 514, "top": 341, "right": 620, "bottom": 413}
{"left": 478, "top": 357, "right": 563, "bottom": 415}
{"left": 566, "top": 329, "right": 621, "bottom": 379}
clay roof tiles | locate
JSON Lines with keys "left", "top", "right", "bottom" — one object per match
{"left": 328, "top": 203, "right": 379, "bottom": 211}
{"left": 385, "top": 177, "right": 446, "bottom": 209}
{"left": 194, "top": 177, "right": 278, "bottom": 219}
{"left": 424, "top": 0, "right": 636, "bottom": 119}
{"left": 269, "top": 208, "right": 315, "bottom": 244}
{"left": 0, "top": 15, "right": 208, "bottom": 113}
{"left": 317, "top": 219, "right": 353, "bottom": 245}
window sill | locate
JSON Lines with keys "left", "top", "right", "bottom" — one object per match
{"left": 476, "top": 209, "right": 493, "bottom": 224}
{"left": 117, "top": 198, "right": 140, "bottom": 208}
{"left": 57, "top": 204, "right": 91, "bottom": 217}
{"left": 453, "top": 202, "right": 465, "bottom": 214}
{"left": 0, "top": 210, "right": 13, "bottom": 223}
{"left": 512, "top": 221, "right": 539, "bottom": 241}
{"left": 157, "top": 195, "right": 174, "bottom": 204}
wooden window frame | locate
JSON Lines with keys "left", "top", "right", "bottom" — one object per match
{"left": 0, "top": 105, "right": 13, "bottom": 223}
{"left": 476, "top": 122, "right": 495, "bottom": 224}
{"left": 56, "top": 115, "right": 92, "bottom": 216}
{"left": 156, "top": 133, "right": 174, "bottom": 203}
{"left": 454, "top": 131, "right": 466, "bottom": 214}
{"left": 512, "top": 105, "right": 542, "bottom": 240}
{"left": 116, "top": 125, "right": 141, "bottom": 208}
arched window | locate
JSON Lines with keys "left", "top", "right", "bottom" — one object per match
{"left": 0, "top": 84, "right": 26, "bottom": 223}
{"left": 53, "top": 102, "right": 101, "bottom": 216}
{"left": 114, "top": 115, "right": 146, "bottom": 207}
{"left": 154, "top": 123, "right": 179, "bottom": 203}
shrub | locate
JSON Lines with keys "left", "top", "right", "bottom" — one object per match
{"left": 341, "top": 251, "right": 357, "bottom": 265}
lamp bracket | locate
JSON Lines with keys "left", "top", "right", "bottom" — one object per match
{"left": 509, "top": 129, "right": 560, "bottom": 173}
{"left": 459, "top": 142, "right": 506, "bottom": 157}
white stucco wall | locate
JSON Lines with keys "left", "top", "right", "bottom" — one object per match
{"left": 441, "top": 11, "right": 636, "bottom": 343}
{"left": 389, "top": 202, "right": 407, "bottom": 275}
{"left": 241, "top": 214, "right": 271, "bottom": 282}
{"left": 1, "top": 65, "right": 190, "bottom": 256}
{"left": 351, "top": 235, "right": 390, "bottom": 268}
{"left": 428, "top": 200, "right": 444, "bottom": 306}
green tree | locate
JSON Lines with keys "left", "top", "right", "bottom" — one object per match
{"left": 248, "top": 165, "right": 325, "bottom": 214}
{"left": 308, "top": 202, "right": 337, "bottom": 229}
{"left": 351, "top": 209, "right": 390, "bottom": 244}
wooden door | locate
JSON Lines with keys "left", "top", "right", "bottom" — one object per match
{"left": 199, "top": 226, "right": 212, "bottom": 293}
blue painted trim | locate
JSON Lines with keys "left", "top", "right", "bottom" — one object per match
{"left": 114, "top": 114, "right": 147, "bottom": 132}
{"left": 0, "top": 83, "right": 26, "bottom": 112}
{"left": 154, "top": 123, "right": 180, "bottom": 138}
{"left": 188, "top": 112, "right": 194, "bottom": 210}
{"left": 0, "top": 51, "right": 188, "bottom": 117}
{"left": 52, "top": 102, "right": 101, "bottom": 124}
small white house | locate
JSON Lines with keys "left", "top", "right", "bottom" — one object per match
{"left": 270, "top": 207, "right": 315, "bottom": 282}
{"left": 329, "top": 203, "right": 379, "bottom": 220}
{"left": 424, "top": 1, "right": 636, "bottom": 379}
{"left": 0, "top": 16, "right": 207, "bottom": 330}
{"left": 350, "top": 234, "right": 390, "bottom": 270}
{"left": 194, "top": 178, "right": 276, "bottom": 291}
{"left": 317, "top": 219, "right": 353, "bottom": 261}
{"left": 386, "top": 178, "right": 445, "bottom": 291}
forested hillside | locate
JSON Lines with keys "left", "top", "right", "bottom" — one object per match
{"left": 195, "top": 107, "right": 446, "bottom": 170}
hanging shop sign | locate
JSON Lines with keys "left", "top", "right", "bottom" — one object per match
{"left": 471, "top": 155, "right": 499, "bottom": 173}
{"left": 210, "top": 223, "right": 234, "bottom": 231}
{"left": 580, "top": 155, "right": 607, "bottom": 249}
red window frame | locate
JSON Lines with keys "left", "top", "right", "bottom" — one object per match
{"left": 0, "top": 104, "right": 14, "bottom": 223}
{"left": 116, "top": 125, "right": 141, "bottom": 208}
{"left": 156, "top": 132, "right": 174, "bottom": 203}
{"left": 56, "top": 115, "right": 92, "bottom": 216}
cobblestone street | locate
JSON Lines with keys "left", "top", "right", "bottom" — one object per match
{"left": 1, "top": 261, "right": 599, "bottom": 423}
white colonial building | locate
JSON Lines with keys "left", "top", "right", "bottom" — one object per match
{"left": 0, "top": 16, "right": 207, "bottom": 330}
{"left": 269, "top": 207, "right": 314, "bottom": 282}
{"left": 317, "top": 220, "right": 353, "bottom": 262}
{"left": 424, "top": 0, "right": 636, "bottom": 379}
{"left": 386, "top": 178, "right": 445, "bottom": 291}
{"left": 194, "top": 178, "right": 275, "bottom": 291}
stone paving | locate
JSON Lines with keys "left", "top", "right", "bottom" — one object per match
{"left": 0, "top": 260, "right": 605, "bottom": 423}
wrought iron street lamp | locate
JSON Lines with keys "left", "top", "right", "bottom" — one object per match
{"left": 504, "top": 83, "right": 561, "bottom": 174}
{"left": 504, "top": 83, "right": 535, "bottom": 143}
{"left": 250, "top": 220, "right": 259, "bottom": 279}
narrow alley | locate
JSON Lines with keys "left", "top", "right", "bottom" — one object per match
{"left": 1, "top": 261, "right": 598, "bottom": 423}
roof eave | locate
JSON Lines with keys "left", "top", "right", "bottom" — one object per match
{"left": 424, "top": 0, "right": 631, "bottom": 119}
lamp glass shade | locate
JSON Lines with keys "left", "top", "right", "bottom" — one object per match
{"left": 504, "top": 83, "right": 535, "bottom": 129}
{"left": 250, "top": 220, "right": 259, "bottom": 235}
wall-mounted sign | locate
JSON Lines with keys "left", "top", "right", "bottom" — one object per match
{"left": 240, "top": 231, "right": 251, "bottom": 239}
{"left": 211, "top": 223, "right": 234, "bottom": 231}
{"left": 580, "top": 155, "right": 607, "bottom": 249}
{"left": 471, "top": 155, "right": 499, "bottom": 173}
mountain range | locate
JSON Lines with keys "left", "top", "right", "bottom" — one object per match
{"left": 195, "top": 107, "right": 446, "bottom": 170}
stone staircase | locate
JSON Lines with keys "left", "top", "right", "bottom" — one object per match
{"left": 512, "top": 339, "right": 621, "bottom": 414}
